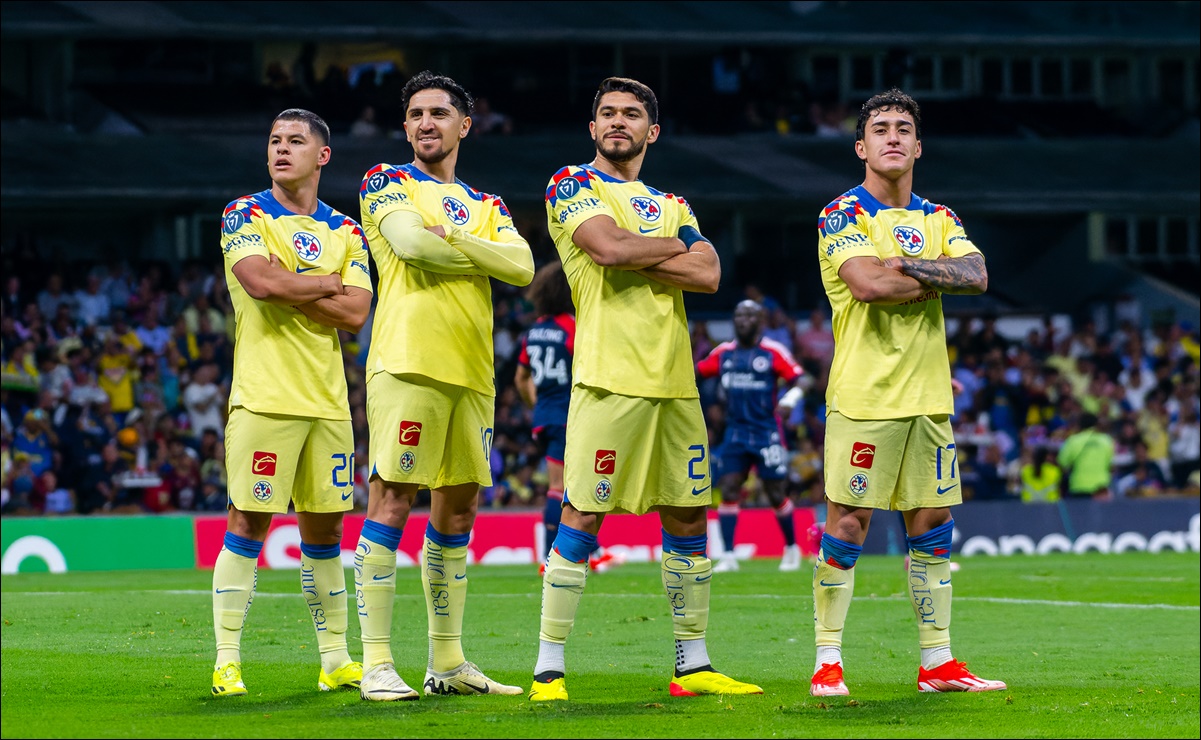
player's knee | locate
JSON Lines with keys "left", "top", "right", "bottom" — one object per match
{"left": 227, "top": 509, "right": 271, "bottom": 542}
{"left": 907, "top": 519, "right": 954, "bottom": 562}
{"left": 819, "top": 532, "right": 863, "bottom": 570}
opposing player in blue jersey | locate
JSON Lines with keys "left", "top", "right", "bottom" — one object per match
{"left": 812, "top": 88, "right": 1004, "bottom": 697}
{"left": 696, "top": 300, "right": 805, "bottom": 573}
{"left": 515, "top": 261, "right": 620, "bottom": 575}
{"left": 212, "top": 109, "right": 373, "bottom": 697}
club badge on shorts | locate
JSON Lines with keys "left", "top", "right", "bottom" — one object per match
{"left": 399, "top": 450, "right": 416, "bottom": 473}
{"left": 252, "top": 480, "right": 273, "bottom": 502}
{"left": 848, "top": 473, "right": 869, "bottom": 496}
{"left": 595, "top": 479, "right": 612, "bottom": 503}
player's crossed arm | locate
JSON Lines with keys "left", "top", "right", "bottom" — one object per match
{"left": 571, "top": 214, "right": 686, "bottom": 269}
{"left": 837, "top": 256, "right": 928, "bottom": 305}
{"left": 892, "top": 253, "right": 988, "bottom": 295}
{"left": 231, "top": 253, "right": 343, "bottom": 306}
{"left": 262, "top": 254, "right": 371, "bottom": 333}
{"left": 637, "top": 234, "right": 720, "bottom": 294}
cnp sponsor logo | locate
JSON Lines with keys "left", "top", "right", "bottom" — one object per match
{"left": 443, "top": 196, "right": 470, "bottom": 225}
{"left": 892, "top": 225, "right": 924, "bottom": 255}
{"left": 630, "top": 196, "right": 661, "bottom": 222}
{"left": 222, "top": 232, "right": 263, "bottom": 255}
{"left": 849, "top": 442, "right": 875, "bottom": 470}
{"left": 294, "top": 232, "right": 322, "bottom": 261}
{"left": 594, "top": 449, "right": 616, "bottom": 475}
{"left": 399, "top": 420, "right": 422, "bottom": 446}
{"left": 368, "top": 192, "right": 407, "bottom": 215}
{"left": 557, "top": 198, "right": 603, "bottom": 224}
{"left": 252, "top": 451, "right": 277, "bottom": 476}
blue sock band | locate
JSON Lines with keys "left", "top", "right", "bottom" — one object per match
{"left": 299, "top": 542, "right": 341, "bottom": 560}
{"left": 361, "top": 519, "right": 402, "bottom": 551}
{"left": 819, "top": 532, "right": 862, "bottom": 570}
{"left": 425, "top": 522, "right": 470, "bottom": 549}
{"left": 553, "top": 524, "right": 598, "bottom": 564}
{"left": 223, "top": 532, "right": 263, "bottom": 559}
{"left": 662, "top": 530, "right": 708, "bottom": 557}
{"left": 907, "top": 519, "right": 954, "bottom": 559}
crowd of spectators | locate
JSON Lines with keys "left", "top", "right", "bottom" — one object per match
{"left": 2, "top": 260, "right": 1199, "bottom": 518}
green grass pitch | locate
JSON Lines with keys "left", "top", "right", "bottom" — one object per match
{"left": 2, "top": 552, "right": 1198, "bottom": 738}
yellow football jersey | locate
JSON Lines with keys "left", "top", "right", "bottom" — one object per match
{"left": 818, "top": 185, "right": 982, "bottom": 420}
{"left": 545, "top": 164, "right": 699, "bottom": 399}
{"left": 221, "top": 189, "right": 373, "bottom": 420}
{"left": 359, "top": 163, "right": 523, "bottom": 396}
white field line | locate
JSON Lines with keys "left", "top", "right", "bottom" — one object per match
{"left": 8, "top": 590, "right": 1199, "bottom": 611}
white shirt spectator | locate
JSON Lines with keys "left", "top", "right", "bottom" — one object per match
{"left": 183, "top": 365, "right": 225, "bottom": 438}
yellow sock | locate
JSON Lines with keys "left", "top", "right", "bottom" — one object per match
{"left": 301, "top": 551, "right": 353, "bottom": 675}
{"left": 539, "top": 550, "right": 588, "bottom": 644}
{"left": 354, "top": 537, "right": 397, "bottom": 669}
{"left": 908, "top": 551, "right": 952, "bottom": 649}
{"left": 423, "top": 537, "right": 468, "bottom": 673}
{"left": 812, "top": 554, "right": 855, "bottom": 651}
{"left": 212, "top": 547, "right": 257, "bottom": 668}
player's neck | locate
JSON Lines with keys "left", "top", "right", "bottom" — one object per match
{"left": 271, "top": 180, "right": 319, "bottom": 216}
{"left": 590, "top": 153, "right": 642, "bottom": 183}
{"left": 411, "top": 152, "right": 458, "bottom": 184}
{"left": 860, "top": 170, "right": 913, "bottom": 208}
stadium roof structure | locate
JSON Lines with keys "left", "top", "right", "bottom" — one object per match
{"left": 2, "top": 123, "right": 1196, "bottom": 215}
{"left": 3, "top": 0, "right": 1197, "bottom": 48}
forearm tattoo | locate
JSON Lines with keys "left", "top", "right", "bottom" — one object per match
{"left": 898, "top": 253, "right": 987, "bottom": 294}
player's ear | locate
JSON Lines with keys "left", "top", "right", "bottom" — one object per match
{"left": 913, "top": 139, "right": 922, "bottom": 160}
{"left": 460, "top": 115, "right": 472, "bottom": 139}
{"left": 317, "top": 145, "right": 331, "bottom": 166}
{"left": 854, "top": 139, "right": 867, "bottom": 162}
{"left": 646, "top": 123, "right": 661, "bottom": 145}
{"left": 589, "top": 120, "right": 597, "bottom": 141}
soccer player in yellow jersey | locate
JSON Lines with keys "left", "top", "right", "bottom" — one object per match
{"left": 211, "top": 109, "right": 373, "bottom": 698}
{"left": 811, "top": 89, "right": 1006, "bottom": 696}
{"left": 354, "top": 71, "right": 533, "bottom": 701}
{"left": 527, "top": 77, "right": 762, "bottom": 702}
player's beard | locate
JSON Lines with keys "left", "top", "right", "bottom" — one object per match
{"left": 414, "top": 140, "right": 454, "bottom": 165}
{"left": 596, "top": 134, "right": 647, "bottom": 163}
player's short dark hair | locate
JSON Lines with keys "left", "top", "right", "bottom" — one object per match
{"left": 592, "top": 77, "right": 659, "bottom": 125}
{"left": 526, "top": 261, "right": 573, "bottom": 317}
{"left": 271, "top": 108, "right": 330, "bottom": 146}
{"left": 856, "top": 88, "right": 922, "bottom": 141}
{"left": 401, "top": 70, "right": 474, "bottom": 117}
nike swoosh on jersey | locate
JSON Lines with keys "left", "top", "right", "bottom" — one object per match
{"left": 818, "top": 580, "right": 846, "bottom": 587}
{"left": 691, "top": 485, "right": 711, "bottom": 496}
{"left": 638, "top": 226, "right": 660, "bottom": 234}
{"left": 329, "top": 589, "right": 347, "bottom": 597}
{"left": 214, "top": 588, "right": 241, "bottom": 594}
{"left": 936, "top": 484, "right": 959, "bottom": 495}
{"left": 296, "top": 266, "right": 318, "bottom": 273}
{"left": 373, "top": 572, "right": 395, "bottom": 580}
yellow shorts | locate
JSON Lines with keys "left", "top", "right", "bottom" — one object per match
{"left": 563, "top": 385, "right": 710, "bottom": 516}
{"left": 225, "top": 407, "right": 354, "bottom": 514}
{"left": 367, "top": 372, "right": 493, "bottom": 490}
{"left": 823, "top": 411, "right": 962, "bottom": 511}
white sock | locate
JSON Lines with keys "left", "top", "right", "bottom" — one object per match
{"left": 675, "top": 638, "right": 711, "bottom": 674}
{"left": 534, "top": 639, "right": 566, "bottom": 677}
{"left": 921, "top": 645, "right": 953, "bottom": 671}
{"left": 815, "top": 645, "right": 842, "bottom": 672}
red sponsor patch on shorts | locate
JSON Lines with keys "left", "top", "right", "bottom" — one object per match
{"left": 399, "top": 420, "right": 422, "bottom": 446}
{"left": 594, "top": 449, "right": 616, "bottom": 475}
{"left": 252, "top": 451, "right": 277, "bottom": 476}
{"left": 850, "top": 442, "right": 876, "bottom": 469}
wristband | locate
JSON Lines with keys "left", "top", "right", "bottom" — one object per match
{"left": 677, "top": 225, "right": 707, "bottom": 251}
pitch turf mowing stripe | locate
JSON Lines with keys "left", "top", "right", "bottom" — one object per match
{"left": 15, "top": 589, "right": 1200, "bottom": 611}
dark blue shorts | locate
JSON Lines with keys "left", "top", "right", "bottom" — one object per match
{"left": 715, "top": 430, "right": 789, "bottom": 481}
{"left": 534, "top": 424, "right": 566, "bottom": 463}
